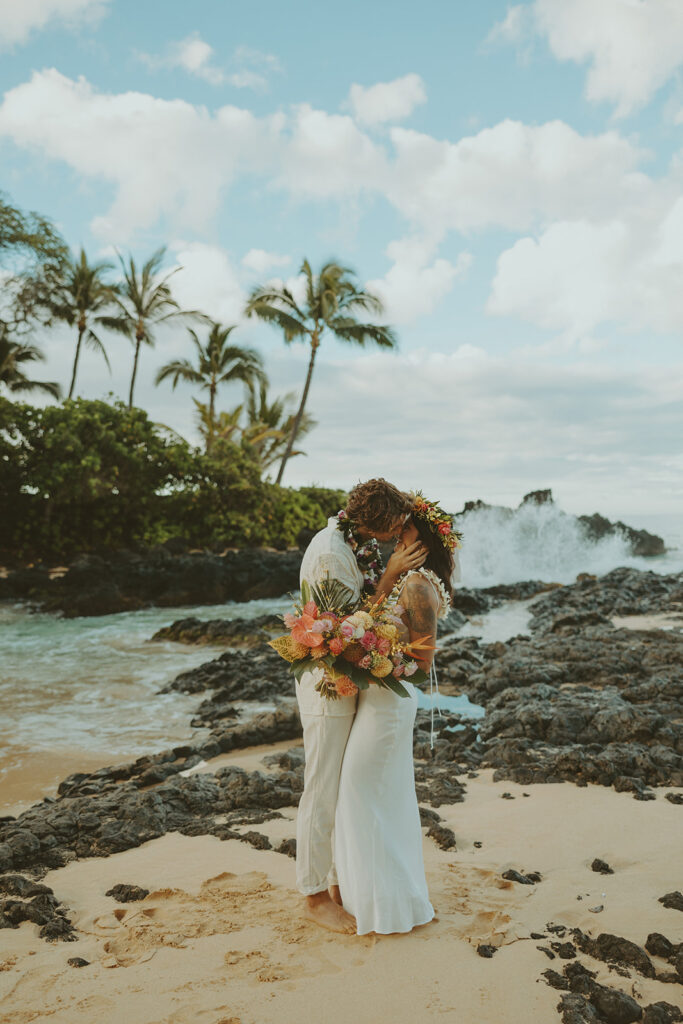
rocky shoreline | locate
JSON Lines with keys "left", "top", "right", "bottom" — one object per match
{"left": 0, "top": 546, "right": 302, "bottom": 618}
{"left": 1, "top": 564, "right": 682, "bottom": 1022}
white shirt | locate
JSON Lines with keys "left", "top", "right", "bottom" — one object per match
{"left": 299, "top": 517, "right": 364, "bottom": 605}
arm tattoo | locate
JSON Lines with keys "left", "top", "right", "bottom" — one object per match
{"left": 402, "top": 577, "right": 438, "bottom": 668}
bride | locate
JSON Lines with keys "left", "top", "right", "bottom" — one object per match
{"left": 333, "top": 494, "right": 460, "bottom": 935}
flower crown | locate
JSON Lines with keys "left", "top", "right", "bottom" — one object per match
{"left": 410, "top": 491, "right": 463, "bottom": 552}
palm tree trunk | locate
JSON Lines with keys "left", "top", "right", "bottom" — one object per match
{"left": 276, "top": 333, "right": 318, "bottom": 485}
{"left": 208, "top": 380, "right": 216, "bottom": 453}
{"left": 129, "top": 338, "right": 141, "bottom": 408}
{"left": 68, "top": 326, "right": 85, "bottom": 400}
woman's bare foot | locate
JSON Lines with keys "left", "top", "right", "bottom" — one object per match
{"left": 328, "top": 883, "right": 343, "bottom": 907}
{"left": 305, "top": 891, "right": 357, "bottom": 934}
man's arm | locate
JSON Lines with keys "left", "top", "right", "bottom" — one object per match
{"left": 305, "top": 552, "right": 361, "bottom": 602}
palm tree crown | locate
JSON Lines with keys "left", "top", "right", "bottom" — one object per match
{"left": 49, "top": 248, "right": 119, "bottom": 399}
{"left": 0, "top": 333, "right": 60, "bottom": 398}
{"left": 103, "top": 247, "right": 203, "bottom": 408}
{"left": 245, "top": 259, "right": 396, "bottom": 484}
{"left": 155, "top": 321, "right": 266, "bottom": 451}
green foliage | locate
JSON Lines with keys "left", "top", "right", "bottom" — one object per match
{"left": 255, "top": 484, "right": 347, "bottom": 549}
{"left": 0, "top": 190, "right": 68, "bottom": 344}
{"left": 0, "top": 397, "right": 347, "bottom": 560}
{"left": 0, "top": 396, "right": 192, "bottom": 557}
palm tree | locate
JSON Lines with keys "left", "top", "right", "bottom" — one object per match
{"left": 0, "top": 333, "right": 60, "bottom": 398}
{"left": 155, "top": 322, "right": 266, "bottom": 450}
{"left": 48, "top": 248, "right": 119, "bottom": 399}
{"left": 193, "top": 399, "right": 244, "bottom": 450}
{"left": 245, "top": 259, "right": 396, "bottom": 484}
{"left": 243, "top": 381, "right": 316, "bottom": 473}
{"left": 103, "top": 247, "right": 204, "bottom": 408}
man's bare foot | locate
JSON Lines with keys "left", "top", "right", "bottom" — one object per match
{"left": 304, "top": 891, "right": 356, "bottom": 934}
{"left": 328, "top": 883, "right": 343, "bottom": 907}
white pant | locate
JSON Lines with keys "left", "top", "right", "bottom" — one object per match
{"left": 295, "top": 668, "right": 357, "bottom": 896}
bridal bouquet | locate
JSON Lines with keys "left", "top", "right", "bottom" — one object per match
{"left": 268, "top": 579, "right": 432, "bottom": 699}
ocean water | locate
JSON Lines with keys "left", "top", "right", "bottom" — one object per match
{"left": 0, "top": 506, "right": 679, "bottom": 812}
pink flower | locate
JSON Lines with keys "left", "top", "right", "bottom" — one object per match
{"left": 340, "top": 620, "right": 355, "bottom": 639}
{"left": 359, "top": 654, "right": 372, "bottom": 669}
{"left": 392, "top": 663, "right": 405, "bottom": 678}
{"left": 438, "top": 523, "right": 452, "bottom": 535}
{"left": 403, "top": 660, "right": 419, "bottom": 677}
{"left": 318, "top": 617, "right": 336, "bottom": 632}
{"left": 329, "top": 637, "right": 344, "bottom": 656}
{"left": 283, "top": 613, "right": 297, "bottom": 628}
{"left": 376, "top": 637, "right": 391, "bottom": 656}
{"left": 302, "top": 600, "right": 319, "bottom": 618}
{"left": 360, "top": 630, "right": 378, "bottom": 651}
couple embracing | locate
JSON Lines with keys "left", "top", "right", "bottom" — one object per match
{"left": 294, "top": 478, "right": 461, "bottom": 936}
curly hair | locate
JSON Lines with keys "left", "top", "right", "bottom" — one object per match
{"left": 345, "top": 478, "right": 413, "bottom": 533}
{"left": 411, "top": 513, "right": 455, "bottom": 600}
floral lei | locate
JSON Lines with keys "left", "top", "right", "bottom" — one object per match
{"left": 336, "top": 509, "right": 384, "bottom": 593}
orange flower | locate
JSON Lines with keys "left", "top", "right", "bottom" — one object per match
{"left": 341, "top": 642, "right": 364, "bottom": 664}
{"left": 292, "top": 613, "right": 325, "bottom": 648}
{"left": 334, "top": 674, "right": 359, "bottom": 697}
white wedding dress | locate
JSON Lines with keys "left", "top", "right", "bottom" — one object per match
{"left": 333, "top": 568, "right": 448, "bottom": 935}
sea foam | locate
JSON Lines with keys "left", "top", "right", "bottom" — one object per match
{"left": 455, "top": 501, "right": 675, "bottom": 588}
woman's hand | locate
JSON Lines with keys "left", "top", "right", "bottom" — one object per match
{"left": 385, "top": 540, "right": 428, "bottom": 579}
{"left": 372, "top": 541, "right": 428, "bottom": 601}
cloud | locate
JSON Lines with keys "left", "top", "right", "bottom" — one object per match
{"left": 0, "top": 69, "right": 283, "bottom": 241}
{"left": 138, "top": 36, "right": 281, "bottom": 91}
{"left": 366, "top": 237, "right": 471, "bottom": 324}
{"left": 139, "top": 32, "right": 225, "bottom": 86}
{"left": 168, "top": 242, "right": 247, "bottom": 325}
{"left": 387, "top": 119, "right": 650, "bottom": 234}
{"left": 2, "top": 70, "right": 679, "bottom": 345}
{"left": 277, "top": 103, "right": 387, "bottom": 198}
{"left": 271, "top": 346, "right": 683, "bottom": 517}
{"left": 228, "top": 45, "right": 282, "bottom": 91}
{"left": 0, "top": 70, "right": 652, "bottom": 243}
{"left": 486, "top": 195, "right": 683, "bottom": 337}
{"left": 348, "top": 73, "right": 427, "bottom": 126}
{"left": 0, "top": 0, "right": 110, "bottom": 49}
{"left": 241, "top": 249, "right": 291, "bottom": 274}
{"left": 489, "top": 0, "right": 683, "bottom": 118}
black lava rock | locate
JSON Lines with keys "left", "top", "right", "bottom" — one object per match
{"left": 105, "top": 884, "right": 150, "bottom": 903}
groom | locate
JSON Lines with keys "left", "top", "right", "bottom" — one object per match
{"left": 295, "top": 478, "right": 427, "bottom": 933}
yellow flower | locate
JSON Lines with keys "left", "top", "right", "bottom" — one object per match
{"left": 375, "top": 623, "right": 398, "bottom": 640}
{"left": 268, "top": 636, "right": 310, "bottom": 662}
{"left": 370, "top": 655, "right": 393, "bottom": 678}
{"left": 348, "top": 610, "right": 373, "bottom": 629}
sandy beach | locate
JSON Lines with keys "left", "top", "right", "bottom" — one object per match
{"left": 1, "top": 742, "right": 681, "bottom": 1024}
